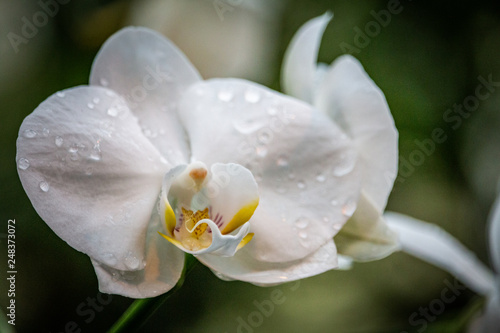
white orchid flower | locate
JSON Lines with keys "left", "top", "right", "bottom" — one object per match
{"left": 17, "top": 13, "right": 398, "bottom": 299}
{"left": 282, "top": 13, "right": 400, "bottom": 263}
{"left": 385, "top": 192, "right": 500, "bottom": 332}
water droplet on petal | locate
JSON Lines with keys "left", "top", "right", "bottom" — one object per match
{"left": 23, "top": 129, "right": 36, "bottom": 138}
{"left": 316, "top": 174, "right": 326, "bottom": 182}
{"left": 342, "top": 200, "right": 357, "bottom": 217}
{"left": 87, "top": 102, "right": 95, "bottom": 109}
{"left": 276, "top": 156, "right": 288, "bottom": 167}
{"left": 333, "top": 151, "right": 356, "bottom": 177}
{"left": 298, "top": 231, "right": 308, "bottom": 239}
{"left": 267, "top": 107, "right": 277, "bottom": 115}
{"left": 295, "top": 217, "right": 309, "bottom": 229}
{"left": 217, "top": 90, "right": 233, "bottom": 102}
{"left": 275, "top": 184, "right": 286, "bottom": 194}
{"left": 244, "top": 89, "right": 260, "bottom": 103}
{"left": 18, "top": 158, "right": 30, "bottom": 170}
{"left": 330, "top": 199, "right": 339, "bottom": 206}
{"left": 124, "top": 253, "right": 140, "bottom": 270}
{"left": 288, "top": 172, "right": 295, "bottom": 179}
{"left": 332, "top": 223, "right": 343, "bottom": 231}
{"left": 99, "top": 78, "right": 109, "bottom": 87}
{"left": 42, "top": 128, "right": 50, "bottom": 137}
{"left": 55, "top": 136, "right": 63, "bottom": 147}
{"left": 233, "top": 117, "right": 265, "bottom": 134}
{"left": 107, "top": 107, "right": 118, "bottom": 117}
{"left": 256, "top": 146, "right": 267, "bottom": 158}
{"left": 93, "top": 97, "right": 100, "bottom": 104}
{"left": 85, "top": 167, "right": 93, "bottom": 176}
{"left": 56, "top": 91, "right": 65, "bottom": 98}
{"left": 297, "top": 181, "right": 306, "bottom": 189}
{"left": 323, "top": 217, "right": 329, "bottom": 222}
{"left": 102, "top": 253, "right": 117, "bottom": 266}
{"left": 89, "top": 143, "right": 101, "bottom": 161}
{"left": 39, "top": 181, "right": 49, "bottom": 192}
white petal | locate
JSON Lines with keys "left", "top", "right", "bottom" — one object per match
{"left": 201, "top": 163, "right": 259, "bottom": 235}
{"left": 385, "top": 212, "right": 495, "bottom": 295}
{"left": 315, "top": 55, "right": 398, "bottom": 212}
{"left": 334, "top": 191, "right": 399, "bottom": 261}
{"left": 198, "top": 240, "right": 338, "bottom": 285}
{"left": 92, "top": 211, "right": 185, "bottom": 298}
{"left": 488, "top": 191, "right": 500, "bottom": 273}
{"left": 469, "top": 291, "right": 500, "bottom": 333}
{"left": 90, "top": 27, "right": 201, "bottom": 163}
{"left": 16, "top": 86, "right": 167, "bottom": 271}
{"left": 281, "top": 13, "right": 332, "bottom": 102}
{"left": 178, "top": 79, "right": 363, "bottom": 263}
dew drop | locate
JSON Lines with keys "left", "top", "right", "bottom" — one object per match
{"left": 267, "top": 106, "right": 277, "bottom": 115}
{"left": 18, "top": 158, "right": 30, "bottom": 170}
{"left": 323, "top": 217, "right": 329, "bottom": 222}
{"left": 85, "top": 167, "right": 93, "bottom": 176}
{"left": 93, "top": 97, "right": 100, "bottom": 104}
{"left": 298, "top": 231, "right": 308, "bottom": 239}
{"left": 330, "top": 199, "right": 339, "bottom": 206}
{"left": 316, "top": 174, "right": 326, "bottom": 182}
{"left": 342, "top": 200, "right": 357, "bottom": 217}
{"left": 233, "top": 118, "right": 265, "bottom": 134}
{"left": 102, "top": 253, "right": 117, "bottom": 266}
{"left": 23, "top": 129, "right": 36, "bottom": 138}
{"left": 87, "top": 102, "right": 95, "bottom": 109}
{"left": 295, "top": 217, "right": 309, "bottom": 229}
{"left": 275, "top": 184, "right": 286, "bottom": 194}
{"left": 99, "top": 78, "right": 109, "bottom": 87}
{"left": 56, "top": 91, "right": 65, "bottom": 98}
{"left": 256, "top": 146, "right": 267, "bottom": 158}
{"left": 107, "top": 107, "right": 118, "bottom": 117}
{"left": 333, "top": 152, "right": 356, "bottom": 177}
{"left": 55, "top": 136, "right": 63, "bottom": 147}
{"left": 89, "top": 143, "right": 101, "bottom": 161}
{"left": 244, "top": 89, "right": 260, "bottom": 103}
{"left": 217, "top": 90, "right": 233, "bottom": 102}
{"left": 276, "top": 156, "right": 288, "bottom": 167}
{"left": 297, "top": 181, "right": 306, "bottom": 189}
{"left": 124, "top": 253, "right": 140, "bottom": 270}
{"left": 288, "top": 172, "right": 295, "bottom": 179}
{"left": 39, "top": 181, "right": 49, "bottom": 192}
{"left": 42, "top": 128, "right": 50, "bottom": 137}
{"left": 332, "top": 223, "right": 343, "bottom": 231}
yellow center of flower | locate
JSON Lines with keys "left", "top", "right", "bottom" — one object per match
{"left": 182, "top": 207, "right": 209, "bottom": 238}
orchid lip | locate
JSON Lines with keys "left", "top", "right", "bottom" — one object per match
{"left": 158, "top": 162, "right": 259, "bottom": 256}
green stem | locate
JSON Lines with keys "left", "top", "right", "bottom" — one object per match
{"left": 107, "top": 254, "right": 198, "bottom": 333}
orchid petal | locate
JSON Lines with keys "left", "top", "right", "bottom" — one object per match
{"left": 178, "top": 79, "right": 363, "bottom": 263}
{"left": 315, "top": 55, "right": 398, "bottom": 212}
{"left": 488, "top": 190, "right": 500, "bottom": 273}
{"left": 385, "top": 212, "right": 496, "bottom": 295}
{"left": 334, "top": 191, "right": 399, "bottom": 261}
{"left": 16, "top": 86, "right": 167, "bottom": 271}
{"left": 92, "top": 211, "right": 184, "bottom": 298}
{"left": 202, "top": 163, "right": 259, "bottom": 235}
{"left": 198, "top": 240, "right": 338, "bottom": 285}
{"left": 90, "top": 27, "right": 201, "bottom": 163}
{"left": 281, "top": 12, "right": 332, "bottom": 102}
{"left": 469, "top": 292, "right": 500, "bottom": 333}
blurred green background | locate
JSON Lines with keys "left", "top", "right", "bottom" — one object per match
{"left": 1, "top": 0, "right": 499, "bottom": 332}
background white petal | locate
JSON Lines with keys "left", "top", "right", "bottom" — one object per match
{"left": 488, "top": 188, "right": 500, "bottom": 273}
{"left": 198, "top": 240, "right": 338, "bottom": 285}
{"left": 281, "top": 12, "right": 332, "bottom": 103}
{"left": 315, "top": 55, "right": 398, "bottom": 212}
{"left": 92, "top": 211, "right": 185, "bottom": 298}
{"left": 178, "top": 79, "right": 362, "bottom": 263}
{"left": 385, "top": 212, "right": 495, "bottom": 295}
{"left": 90, "top": 27, "right": 201, "bottom": 164}
{"left": 16, "top": 86, "right": 168, "bottom": 271}
{"left": 334, "top": 191, "right": 399, "bottom": 261}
